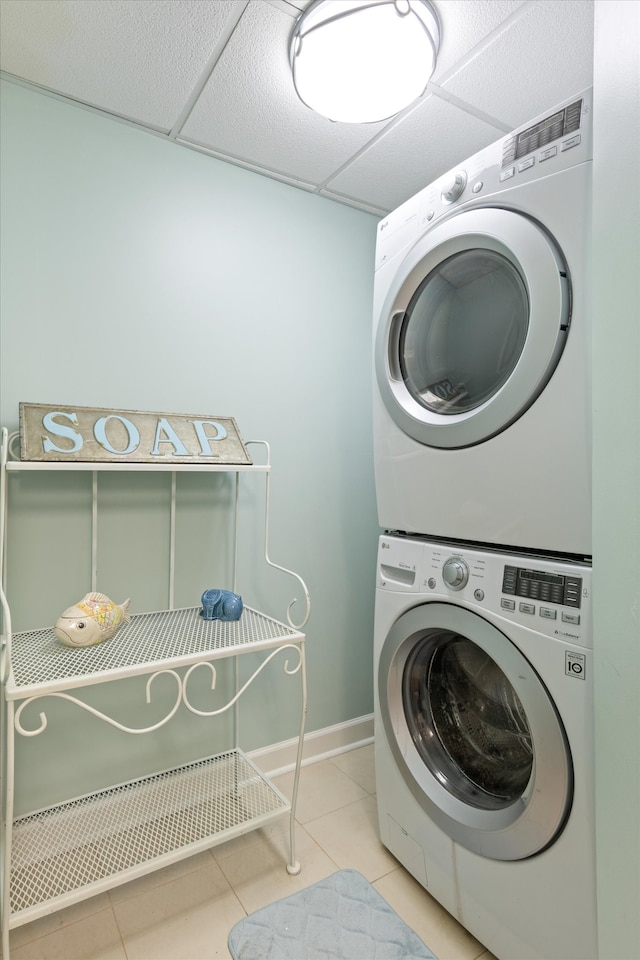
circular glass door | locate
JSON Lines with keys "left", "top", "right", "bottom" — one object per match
{"left": 378, "top": 603, "right": 572, "bottom": 860}
{"left": 400, "top": 250, "right": 529, "bottom": 416}
{"left": 405, "top": 633, "right": 533, "bottom": 811}
{"left": 375, "top": 208, "right": 570, "bottom": 449}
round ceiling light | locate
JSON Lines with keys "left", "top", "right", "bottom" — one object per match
{"left": 290, "top": 0, "right": 440, "bottom": 124}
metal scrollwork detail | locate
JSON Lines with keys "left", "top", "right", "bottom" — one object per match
{"left": 14, "top": 669, "right": 183, "bottom": 737}
{"left": 182, "top": 645, "right": 303, "bottom": 717}
{"left": 284, "top": 589, "right": 311, "bottom": 630}
{"left": 244, "top": 440, "right": 311, "bottom": 631}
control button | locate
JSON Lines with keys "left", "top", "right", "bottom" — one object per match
{"left": 502, "top": 566, "right": 517, "bottom": 594}
{"left": 562, "top": 611, "right": 581, "bottom": 625}
{"left": 564, "top": 590, "right": 580, "bottom": 607}
{"left": 442, "top": 557, "right": 469, "bottom": 591}
{"left": 426, "top": 210, "right": 435, "bottom": 221}
{"left": 472, "top": 181, "right": 484, "bottom": 194}
{"left": 499, "top": 167, "right": 515, "bottom": 182}
{"left": 502, "top": 136, "right": 517, "bottom": 166}
{"left": 538, "top": 145, "right": 558, "bottom": 162}
{"left": 474, "top": 589, "right": 485, "bottom": 601}
{"left": 427, "top": 577, "right": 436, "bottom": 589}
{"left": 519, "top": 602, "right": 535, "bottom": 615}
{"left": 518, "top": 157, "right": 535, "bottom": 172}
{"left": 565, "top": 577, "right": 582, "bottom": 608}
{"left": 540, "top": 607, "right": 557, "bottom": 620}
{"left": 501, "top": 598, "right": 516, "bottom": 611}
{"left": 441, "top": 170, "right": 467, "bottom": 203}
{"left": 561, "top": 134, "right": 581, "bottom": 151}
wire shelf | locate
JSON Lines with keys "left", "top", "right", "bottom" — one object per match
{"left": 6, "top": 606, "right": 304, "bottom": 698}
{"left": 9, "top": 750, "right": 289, "bottom": 924}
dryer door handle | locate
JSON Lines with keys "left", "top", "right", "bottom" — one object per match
{"left": 387, "top": 311, "right": 405, "bottom": 382}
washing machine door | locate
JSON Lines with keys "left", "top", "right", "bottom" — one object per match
{"left": 375, "top": 208, "right": 570, "bottom": 448}
{"left": 378, "top": 602, "right": 572, "bottom": 860}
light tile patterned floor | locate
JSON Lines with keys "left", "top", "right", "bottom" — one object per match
{"left": 3, "top": 745, "right": 496, "bottom": 960}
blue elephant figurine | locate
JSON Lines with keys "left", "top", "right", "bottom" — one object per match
{"left": 199, "top": 588, "right": 243, "bottom": 622}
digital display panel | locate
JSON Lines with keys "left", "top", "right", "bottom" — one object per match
{"left": 521, "top": 570, "right": 563, "bottom": 586}
{"left": 502, "top": 565, "right": 582, "bottom": 607}
{"left": 502, "top": 98, "right": 583, "bottom": 167}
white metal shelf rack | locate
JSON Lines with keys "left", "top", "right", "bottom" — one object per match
{"left": 0, "top": 427, "right": 310, "bottom": 958}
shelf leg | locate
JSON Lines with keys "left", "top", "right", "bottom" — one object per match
{"left": 286, "top": 641, "right": 307, "bottom": 876}
{"left": 1, "top": 701, "right": 15, "bottom": 959}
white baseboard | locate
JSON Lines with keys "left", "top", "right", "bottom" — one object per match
{"left": 248, "top": 714, "right": 374, "bottom": 779}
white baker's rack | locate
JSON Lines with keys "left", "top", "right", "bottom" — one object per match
{"left": 0, "top": 427, "right": 310, "bottom": 958}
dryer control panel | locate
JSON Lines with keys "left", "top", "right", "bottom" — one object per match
{"left": 500, "top": 95, "right": 585, "bottom": 169}
{"left": 374, "top": 87, "right": 592, "bottom": 273}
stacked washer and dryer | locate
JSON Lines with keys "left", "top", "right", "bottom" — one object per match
{"left": 372, "top": 90, "right": 596, "bottom": 960}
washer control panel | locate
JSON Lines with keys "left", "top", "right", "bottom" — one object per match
{"left": 377, "top": 535, "right": 592, "bottom": 648}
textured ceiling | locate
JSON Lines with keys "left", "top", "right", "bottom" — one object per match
{"left": 0, "top": 0, "right": 594, "bottom": 215}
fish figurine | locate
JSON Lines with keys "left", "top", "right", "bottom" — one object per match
{"left": 54, "top": 592, "right": 131, "bottom": 647}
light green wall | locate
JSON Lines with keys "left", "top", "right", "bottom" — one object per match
{"left": 592, "top": 3, "right": 640, "bottom": 958}
{"left": 0, "top": 80, "right": 380, "bottom": 813}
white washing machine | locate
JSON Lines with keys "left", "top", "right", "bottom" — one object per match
{"left": 374, "top": 533, "right": 597, "bottom": 960}
{"left": 373, "top": 89, "right": 592, "bottom": 556}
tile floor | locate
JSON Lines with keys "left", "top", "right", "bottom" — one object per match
{"left": 3, "top": 745, "right": 496, "bottom": 960}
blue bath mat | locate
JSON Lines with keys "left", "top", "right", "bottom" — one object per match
{"left": 228, "top": 868, "right": 437, "bottom": 959}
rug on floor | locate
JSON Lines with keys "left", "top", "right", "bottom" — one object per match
{"left": 227, "top": 868, "right": 438, "bottom": 959}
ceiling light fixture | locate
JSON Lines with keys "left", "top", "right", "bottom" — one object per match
{"left": 290, "top": 0, "right": 440, "bottom": 124}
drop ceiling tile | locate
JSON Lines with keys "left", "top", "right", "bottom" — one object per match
{"left": 441, "top": 0, "right": 594, "bottom": 127}
{"left": 0, "top": 0, "right": 238, "bottom": 131}
{"left": 178, "top": 0, "right": 390, "bottom": 185}
{"left": 324, "top": 93, "right": 506, "bottom": 214}
{"left": 431, "top": 0, "right": 528, "bottom": 80}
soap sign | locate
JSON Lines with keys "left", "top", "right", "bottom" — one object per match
{"left": 19, "top": 403, "right": 252, "bottom": 465}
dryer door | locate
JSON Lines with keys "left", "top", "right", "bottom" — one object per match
{"left": 378, "top": 602, "right": 572, "bottom": 860}
{"left": 375, "top": 208, "right": 570, "bottom": 448}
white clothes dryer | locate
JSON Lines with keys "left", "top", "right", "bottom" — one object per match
{"left": 374, "top": 533, "right": 596, "bottom": 960}
{"left": 373, "top": 90, "right": 592, "bottom": 555}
